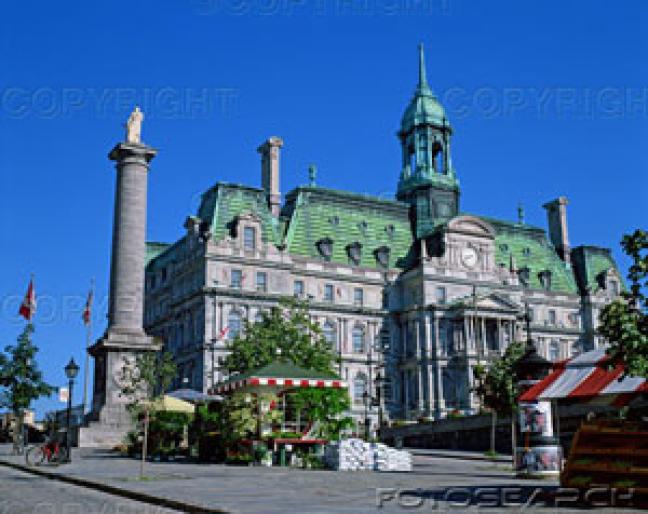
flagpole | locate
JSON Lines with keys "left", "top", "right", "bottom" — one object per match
{"left": 82, "top": 278, "right": 94, "bottom": 415}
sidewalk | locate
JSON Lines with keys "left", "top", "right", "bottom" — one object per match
{"left": 406, "top": 448, "right": 511, "bottom": 463}
{"left": 0, "top": 444, "right": 559, "bottom": 514}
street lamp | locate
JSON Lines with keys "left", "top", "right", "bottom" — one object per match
{"left": 362, "top": 389, "right": 370, "bottom": 441}
{"left": 374, "top": 372, "right": 385, "bottom": 432}
{"left": 64, "top": 357, "right": 79, "bottom": 462}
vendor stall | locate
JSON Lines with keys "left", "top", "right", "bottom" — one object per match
{"left": 520, "top": 347, "right": 647, "bottom": 503}
{"left": 212, "top": 361, "right": 347, "bottom": 466}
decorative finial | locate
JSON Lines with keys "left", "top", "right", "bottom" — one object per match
{"left": 417, "top": 43, "right": 430, "bottom": 93}
{"left": 308, "top": 164, "right": 317, "bottom": 187}
{"left": 517, "top": 203, "right": 525, "bottom": 225}
{"left": 125, "top": 106, "right": 144, "bottom": 144}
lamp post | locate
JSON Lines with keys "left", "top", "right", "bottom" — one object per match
{"left": 374, "top": 372, "right": 385, "bottom": 433}
{"left": 362, "top": 390, "right": 370, "bottom": 440}
{"left": 64, "top": 358, "right": 79, "bottom": 463}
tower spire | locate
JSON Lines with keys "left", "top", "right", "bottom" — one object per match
{"left": 417, "top": 43, "right": 431, "bottom": 94}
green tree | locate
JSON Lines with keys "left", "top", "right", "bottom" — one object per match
{"left": 222, "top": 298, "right": 352, "bottom": 440}
{"left": 598, "top": 229, "right": 648, "bottom": 378}
{"left": 218, "top": 391, "right": 281, "bottom": 444}
{"left": 119, "top": 351, "right": 177, "bottom": 406}
{"left": 222, "top": 298, "right": 336, "bottom": 374}
{"left": 472, "top": 340, "right": 526, "bottom": 459}
{"left": 0, "top": 324, "right": 55, "bottom": 454}
{"left": 118, "top": 350, "right": 176, "bottom": 476}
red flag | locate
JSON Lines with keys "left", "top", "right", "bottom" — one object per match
{"left": 217, "top": 326, "right": 229, "bottom": 340}
{"left": 19, "top": 279, "right": 36, "bottom": 321}
{"left": 82, "top": 288, "right": 93, "bottom": 326}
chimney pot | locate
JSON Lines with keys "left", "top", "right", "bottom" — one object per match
{"left": 542, "top": 196, "right": 570, "bottom": 264}
{"left": 257, "top": 136, "right": 283, "bottom": 216}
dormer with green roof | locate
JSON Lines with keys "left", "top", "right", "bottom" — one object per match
{"left": 397, "top": 44, "right": 459, "bottom": 237}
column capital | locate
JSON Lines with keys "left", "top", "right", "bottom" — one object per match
{"left": 108, "top": 142, "right": 158, "bottom": 164}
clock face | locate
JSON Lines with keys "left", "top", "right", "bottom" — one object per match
{"left": 461, "top": 247, "right": 479, "bottom": 268}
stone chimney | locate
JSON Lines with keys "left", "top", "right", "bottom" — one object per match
{"left": 257, "top": 136, "right": 283, "bottom": 216}
{"left": 543, "top": 196, "right": 570, "bottom": 265}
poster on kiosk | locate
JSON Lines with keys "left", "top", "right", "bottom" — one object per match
{"left": 519, "top": 401, "right": 553, "bottom": 437}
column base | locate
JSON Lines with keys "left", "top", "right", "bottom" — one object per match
{"left": 80, "top": 329, "right": 161, "bottom": 448}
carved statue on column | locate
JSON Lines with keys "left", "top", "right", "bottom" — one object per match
{"left": 125, "top": 106, "right": 144, "bottom": 144}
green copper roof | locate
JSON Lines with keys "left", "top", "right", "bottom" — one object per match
{"left": 282, "top": 186, "right": 413, "bottom": 269}
{"left": 146, "top": 242, "right": 170, "bottom": 265}
{"left": 198, "top": 183, "right": 282, "bottom": 245}
{"left": 474, "top": 215, "right": 578, "bottom": 294}
{"left": 400, "top": 44, "right": 448, "bottom": 133}
{"left": 571, "top": 245, "right": 624, "bottom": 294}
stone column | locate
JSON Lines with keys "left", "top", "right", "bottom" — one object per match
{"left": 107, "top": 143, "right": 157, "bottom": 333}
{"left": 81, "top": 128, "right": 161, "bottom": 448}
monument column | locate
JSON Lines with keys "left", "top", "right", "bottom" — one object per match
{"left": 80, "top": 108, "right": 161, "bottom": 447}
{"left": 107, "top": 142, "right": 156, "bottom": 333}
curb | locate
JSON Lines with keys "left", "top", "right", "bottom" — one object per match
{"left": 408, "top": 450, "right": 511, "bottom": 463}
{"left": 0, "top": 458, "right": 229, "bottom": 514}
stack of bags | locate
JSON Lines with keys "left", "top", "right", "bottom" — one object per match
{"left": 372, "top": 443, "right": 413, "bottom": 472}
{"left": 324, "top": 439, "right": 412, "bottom": 472}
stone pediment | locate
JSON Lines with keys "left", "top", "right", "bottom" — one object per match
{"left": 446, "top": 215, "right": 496, "bottom": 239}
{"left": 451, "top": 292, "right": 521, "bottom": 313}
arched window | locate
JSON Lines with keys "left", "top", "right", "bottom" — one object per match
{"left": 352, "top": 326, "right": 365, "bottom": 353}
{"left": 322, "top": 322, "right": 336, "bottom": 351}
{"left": 353, "top": 373, "right": 367, "bottom": 403}
{"left": 432, "top": 141, "right": 444, "bottom": 174}
{"left": 228, "top": 310, "right": 242, "bottom": 340}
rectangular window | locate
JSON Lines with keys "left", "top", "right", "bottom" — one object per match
{"left": 324, "top": 284, "right": 334, "bottom": 303}
{"left": 256, "top": 272, "right": 267, "bottom": 292}
{"left": 436, "top": 286, "right": 446, "bottom": 305}
{"left": 548, "top": 309, "right": 556, "bottom": 325}
{"left": 294, "top": 280, "right": 304, "bottom": 297}
{"left": 231, "top": 269, "right": 242, "bottom": 289}
{"left": 354, "top": 288, "right": 364, "bottom": 307}
{"left": 243, "top": 226, "right": 256, "bottom": 252}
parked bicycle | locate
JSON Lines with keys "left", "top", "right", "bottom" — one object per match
{"left": 25, "top": 438, "right": 68, "bottom": 466}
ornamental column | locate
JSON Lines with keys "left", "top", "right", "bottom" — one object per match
{"left": 81, "top": 107, "right": 161, "bottom": 448}
{"left": 107, "top": 142, "right": 157, "bottom": 332}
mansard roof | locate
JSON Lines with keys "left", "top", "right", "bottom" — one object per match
{"left": 198, "top": 182, "right": 283, "bottom": 245}
{"left": 482, "top": 215, "right": 579, "bottom": 295}
{"left": 281, "top": 186, "right": 414, "bottom": 269}
{"left": 571, "top": 245, "right": 624, "bottom": 295}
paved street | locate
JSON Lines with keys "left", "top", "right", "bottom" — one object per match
{"left": 0, "top": 446, "right": 643, "bottom": 513}
{"left": 0, "top": 465, "right": 180, "bottom": 514}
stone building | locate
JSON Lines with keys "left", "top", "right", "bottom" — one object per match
{"left": 143, "top": 46, "right": 623, "bottom": 429}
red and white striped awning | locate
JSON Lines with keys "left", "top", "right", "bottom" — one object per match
{"left": 519, "top": 347, "right": 647, "bottom": 405}
{"left": 214, "top": 376, "right": 346, "bottom": 395}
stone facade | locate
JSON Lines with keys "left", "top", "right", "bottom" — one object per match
{"left": 143, "top": 47, "right": 623, "bottom": 432}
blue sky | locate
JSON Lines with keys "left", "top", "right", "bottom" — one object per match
{"left": 1, "top": 0, "right": 646, "bottom": 417}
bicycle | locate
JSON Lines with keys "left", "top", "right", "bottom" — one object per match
{"left": 25, "top": 440, "right": 69, "bottom": 466}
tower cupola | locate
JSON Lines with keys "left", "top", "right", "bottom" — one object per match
{"left": 397, "top": 44, "right": 459, "bottom": 235}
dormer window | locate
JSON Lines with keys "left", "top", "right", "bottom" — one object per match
{"left": 329, "top": 216, "right": 340, "bottom": 226}
{"left": 243, "top": 226, "right": 256, "bottom": 252}
{"left": 316, "top": 237, "right": 333, "bottom": 261}
{"left": 374, "top": 246, "right": 391, "bottom": 268}
{"left": 518, "top": 267, "right": 530, "bottom": 287}
{"left": 538, "top": 270, "right": 552, "bottom": 291}
{"left": 358, "top": 220, "right": 368, "bottom": 235}
{"left": 347, "top": 242, "right": 362, "bottom": 266}
{"left": 385, "top": 225, "right": 395, "bottom": 239}
{"left": 522, "top": 247, "right": 531, "bottom": 257}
